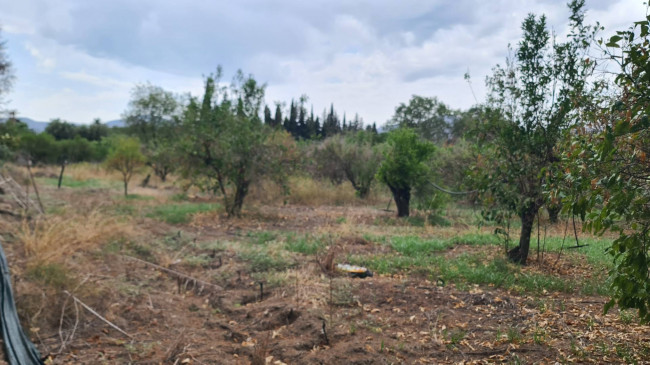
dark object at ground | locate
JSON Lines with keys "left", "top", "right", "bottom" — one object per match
{"left": 349, "top": 270, "right": 373, "bottom": 279}
{"left": 0, "top": 241, "right": 45, "bottom": 365}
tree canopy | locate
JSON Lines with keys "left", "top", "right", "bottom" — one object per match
{"left": 0, "top": 27, "right": 14, "bottom": 107}
{"left": 178, "top": 70, "right": 296, "bottom": 217}
{"left": 473, "top": 0, "right": 596, "bottom": 264}
{"left": 556, "top": 12, "right": 650, "bottom": 322}
{"left": 377, "top": 128, "right": 435, "bottom": 217}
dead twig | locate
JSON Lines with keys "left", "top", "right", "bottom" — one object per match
{"left": 121, "top": 255, "right": 223, "bottom": 292}
{"left": 63, "top": 290, "right": 132, "bottom": 338}
{"left": 164, "top": 328, "right": 187, "bottom": 363}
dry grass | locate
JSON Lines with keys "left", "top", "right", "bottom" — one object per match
{"left": 283, "top": 176, "right": 388, "bottom": 206}
{"left": 248, "top": 175, "right": 391, "bottom": 207}
{"left": 16, "top": 210, "right": 138, "bottom": 264}
{"left": 66, "top": 162, "right": 120, "bottom": 181}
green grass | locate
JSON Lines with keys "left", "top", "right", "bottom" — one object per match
{"left": 248, "top": 231, "right": 277, "bottom": 245}
{"left": 147, "top": 202, "right": 220, "bottom": 224}
{"left": 170, "top": 193, "right": 189, "bottom": 202}
{"left": 39, "top": 176, "right": 116, "bottom": 189}
{"left": 239, "top": 248, "right": 295, "bottom": 272}
{"left": 397, "top": 231, "right": 612, "bottom": 268}
{"left": 123, "top": 194, "right": 155, "bottom": 201}
{"left": 389, "top": 236, "right": 452, "bottom": 255}
{"left": 380, "top": 233, "right": 501, "bottom": 257}
{"left": 285, "top": 234, "right": 326, "bottom": 254}
{"left": 26, "top": 263, "right": 74, "bottom": 290}
{"left": 159, "top": 231, "right": 194, "bottom": 250}
{"left": 532, "top": 236, "right": 613, "bottom": 267}
{"left": 349, "top": 249, "right": 610, "bottom": 296}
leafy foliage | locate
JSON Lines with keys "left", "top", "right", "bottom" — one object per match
{"left": 123, "top": 83, "right": 182, "bottom": 182}
{"left": 178, "top": 69, "right": 297, "bottom": 217}
{"left": 313, "top": 131, "right": 383, "bottom": 198}
{"left": 389, "top": 95, "right": 454, "bottom": 143}
{"left": 44, "top": 119, "right": 78, "bottom": 141}
{"left": 105, "top": 136, "right": 145, "bottom": 196}
{"left": 377, "top": 128, "right": 435, "bottom": 217}
{"left": 0, "top": 28, "right": 14, "bottom": 107}
{"left": 557, "top": 13, "right": 650, "bottom": 322}
{"left": 474, "top": 0, "right": 596, "bottom": 264}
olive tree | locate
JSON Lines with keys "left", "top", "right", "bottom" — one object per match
{"left": 377, "top": 128, "right": 435, "bottom": 217}
{"left": 178, "top": 70, "right": 296, "bottom": 217}
{"left": 105, "top": 136, "right": 145, "bottom": 196}
{"left": 475, "top": 0, "right": 596, "bottom": 264}
{"left": 314, "top": 131, "right": 383, "bottom": 198}
{"left": 123, "top": 83, "right": 182, "bottom": 182}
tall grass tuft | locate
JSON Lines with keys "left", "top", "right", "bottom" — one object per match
{"left": 16, "top": 210, "right": 136, "bottom": 263}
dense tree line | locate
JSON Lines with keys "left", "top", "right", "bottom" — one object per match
{"left": 0, "top": 116, "right": 113, "bottom": 165}
{"left": 264, "top": 97, "right": 377, "bottom": 140}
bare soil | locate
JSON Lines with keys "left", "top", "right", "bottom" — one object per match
{"left": 1, "top": 183, "right": 648, "bottom": 364}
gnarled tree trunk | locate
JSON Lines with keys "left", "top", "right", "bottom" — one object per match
{"left": 227, "top": 180, "right": 250, "bottom": 217}
{"left": 388, "top": 185, "right": 411, "bottom": 217}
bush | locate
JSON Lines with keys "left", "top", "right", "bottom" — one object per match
{"left": 313, "top": 131, "right": 383, "bottom": 198}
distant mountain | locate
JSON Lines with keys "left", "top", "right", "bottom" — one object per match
{"left": 1, "top": 117, "right": 125, "bottom": 132}
{"left": 12, "top": 117, "right": 49, "bottom": 133}
{"left": 105, "top": 119, "right": 125, "bottom": 128}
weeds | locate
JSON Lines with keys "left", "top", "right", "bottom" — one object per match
{"left": 147, "top": 202, "right": 220, "bottom": 224}
{"left": 619, "top": 309, "right": 636, "bottom": 325}
{"left": 26, "top": 263, "right": 74, "bottom": 290}
{"left": 507, "top": 327, "right": 522, "bottom": 344}
{"left": 248, "top": 231, "right": 277, "bottom": 245}
{"left": 448, "top": 329, "right": 466, "bottom": 346}
{"left": 285, "top": 234, "right": 325, "bottom": 255}
{"left": 239, "top": 248, "right": 293, "bottom": 272}
{"left": 40, "top": 176, "right": 108, "bottom": 189}
{"left": 532, "top": 326, "right": 547, "bottom": 345}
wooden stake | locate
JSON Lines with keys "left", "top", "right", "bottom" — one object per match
{"left": 27, "top": 160, "right": 45, "bottom": 214}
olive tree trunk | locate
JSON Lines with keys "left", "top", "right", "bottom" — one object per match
{"left": 226, "top": 180, "right": 250, "bottom": 217}
{"left": 508, "top": 203, "right": 540, "bottom": 264}
{"left": 388, "top": 185, "right": 411, "bottom": 217}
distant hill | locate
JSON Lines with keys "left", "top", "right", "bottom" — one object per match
{"left": 1, "top": 117, "right": 125, "bottom": 132}
{"left": 105, "top": 119, "right": 125, "bottom": 128}
{"left": 9, "top": 117, "right": 50, "bottom": 133}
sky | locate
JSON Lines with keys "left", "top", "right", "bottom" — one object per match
{"left": 0, "top": 0, "right": 646, "bottom": 126}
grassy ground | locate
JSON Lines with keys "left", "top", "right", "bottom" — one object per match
{"left": 0, "top": 163, "right": 647, "bottom": 364}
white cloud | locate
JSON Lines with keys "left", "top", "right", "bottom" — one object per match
{"left": 0, "top": 0, "right": 646, "bottom": 125}
{"left": 24, "top": 43, "right": 56, "bottom": 70}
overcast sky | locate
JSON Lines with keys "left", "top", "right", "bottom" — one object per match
{"left": 0, "top": 0, "right": 645, "bottom": 126}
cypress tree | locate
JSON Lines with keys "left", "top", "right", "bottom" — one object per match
{"left": 264, "top": 105, "right": 273, "bottom": 125}
{"left": 273, "top": 103, "right": 283, "bottom": 128}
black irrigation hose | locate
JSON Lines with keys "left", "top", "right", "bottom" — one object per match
{"left": 0, "top": 241, "right": 44, "bottom": 365}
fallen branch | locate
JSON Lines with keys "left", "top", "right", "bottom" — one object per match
{"left": 63, "top": 291, "right": 132, "bottom": 338}
{"left": 121, "top": 255, "right": 223, "bottom": 292}
{"left": 0, "top": 208, "right": 22, "bottom": 218}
